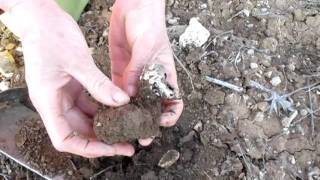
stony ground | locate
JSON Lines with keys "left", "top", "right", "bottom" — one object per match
{"left": 1, "top": 0, "right": 320, "bottom": 179}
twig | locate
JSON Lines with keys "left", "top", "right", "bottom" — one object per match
{"left": 237, "top": 141, "right": 253, "bottom": 180}
{"left": 292, "top": 108, "right": 320, "bottom": 126}
{"left": 90, "top": 166, "right": 114, "bottom": 180}
{"left": 206, "top": 76, "right": 244, "bottom": 92}
{"left": 204, "top": 30, "right": 233, "bottom": 49}
{"left": 173, "top": 53, "right": 195, "bottom": 91}
{"left": 0, "top": 173, "right": 9, "bottom": 180}
{"left": 307, "top": 79, "right": 315, "bottom": 137}
{"left": 203, "top": 170, "right": 213, "bottom": 180}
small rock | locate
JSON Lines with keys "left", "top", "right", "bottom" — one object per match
{"left": 293, "top": 9, "right": 305, "bottom": 21}
{"left": 179, "top": 18, "right": 210, "bottom": 47}
{"left": 288, "top": 155, "right": 296, "bottom": 165}
{"left": 281, "top": 110, "right": 298, "bottom": 128}
{"left": 179, "top": 131, "right": 195, "bottom": 145}
{"left": 257, "top": 102, "right": 269, "bottom": 112}
{"left": 287, "top": 63, "right": 295, "bottom": 71}
{"left": 141, "top": 171, "right": 158, "bottom": 180}
{"left": 306, "top": 15, "right": 320, "bottom": 28}
{"left": 79, "top": 167, "right": 93, "bottom": 178}
{"left": 204, "top": 89, "right": 226, "bottom": 105}
{"left": 167, "top": 17, "right": 179, "bottom": 25}
{"left": 158, "top": 150, "right": 180, "bottom": 168}
{"left": 193, "top": 121, "right": 203, "bottom": 132}
{"left": 250, "top": 62, "right": 259, "bottom": 69}
{"left": 254, "top": 111, "right": 264, "bottom": 122}
{"left": 270, "top": 76, "right": 281, "bottom": 86}
{"left": 0, "top": 51, "right": 17, "bottom": 78}
{"left": 262, "top": 37, "right": 278, "bottom": 52}
{"left": 247, "top": 49, "right": 255, "bottom": 55}
{"left": 300, "top": 109, "right": 308, "bottom": 116}
{"left": 67, "top": 170, "right": 73, "bottom": 176}
{"left": 308, "top": 167, "right": 320, "bottom": 180}
{"left": 264, "top": 71, "right": 273, "bottom": 78}
{"left": 316, "top": 38, "right": 320, "bottom": 50}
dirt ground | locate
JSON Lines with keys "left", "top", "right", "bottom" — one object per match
{"left": 1, "top": 0, "right": 320, "bottom": 179}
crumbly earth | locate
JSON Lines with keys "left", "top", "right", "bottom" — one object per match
{"left": 15, "top": 118, "right": 81, "bottom": 179}
{"left": 1, "top": 0, "right": 320, "bottom": 179}
{"left": 94, "top": 104, "right": 160, "bottom": 144}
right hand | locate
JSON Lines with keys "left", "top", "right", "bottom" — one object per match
{"left": 0, "top": 0, "right": 134, "bottom": 158}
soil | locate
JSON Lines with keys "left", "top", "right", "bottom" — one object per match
{"left": 94, "top": 104, "right": 160, "bottom": 144}
{"left": 93, "top": 63, "right": 175, "bottom": 144}
{"left": 15, "top": 118, "right": 81, "bottom": 179}
{"left": 1, "top": 0, "right": 320, "bottom": 179}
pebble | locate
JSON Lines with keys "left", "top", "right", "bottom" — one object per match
{"left": 316, "top": 38, "right": 320, "bottom": 50}
{"left": 264, "top": 71, "right": 273, "bottom": 78}
{"left": 293, "top": 9, "right": 305, "bottom": 22}
{"left": 247, "top": 49, "right": 255, "bottom": 55}
{"left": 270, "top": 76, "right": 281, "bottom": 86}
{"left": 158, "top": 150, "right": 180, "bottom": 168}
{"left": 262, "top": 37, "right": 278, "bottom": 52}
{"left": 300, "top": 109, "right": 308, "bottom": 116}
{"left": 257, "top": 102, "right": 269, "bottom": 112}
{"left": 287, "top": 63, "right": 295, "bottom": 71}
{"left": 67, "top": 170, "right": 73, "bottom": 176}
{"left": 141, "top": 171, "right": 158, "bottom": 180}
{"left": 79, "top": 167, "right": 93, "bottom": 178}
{"left": 204, "top": 89, "right": 226, "bottom": 106}
{"left": 254, "top": 111, "right": 265, "bottom": 122}
{"left": 193, "top": 121, "right": 203, "bottom": 132}
{"left": 179, "top": 18, "right": 210, "bottom": 47}
{"left": 250, "top": 62, "right": 259, "bottom": 69}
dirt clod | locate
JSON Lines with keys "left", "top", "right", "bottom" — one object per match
{"left": 15, "top": 118, "right": 80, "bottom": 179}
{"left": 94, "top": 104, "right": 159, "bottom": 144}
{"left": 94, "top": 64, "right": 179, "bottom": 144}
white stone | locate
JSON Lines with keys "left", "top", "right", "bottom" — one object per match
{"left": 250, "top": 62, "right": 259, "bottom": 69}
{"left": 0, "top": 81, "right": 10, "bottom": 91}
{"left": 179, "top": 18, "right": 210, "bottom": 47}
{"left": 254, "top": 111, "right": 264, "bottom": 122}
{"left": 300, "top": 109, "right": 308, "bottom": 116}
{"left": 264, "top": 71, "right": 273, "bottom": 78}
{"left": 247, "top": 49, "right": 255, "bottom": 55}
{"left": 270, "top": 76, "right": 281, "bottom": 86}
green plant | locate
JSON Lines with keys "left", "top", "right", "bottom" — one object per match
{"left": 55, "top": 0, "right": 89, "bottom": 21}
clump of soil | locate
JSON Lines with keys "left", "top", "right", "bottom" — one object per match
{"left": 15, "top": 117, "right": 80, "bottom": 179}
{"left": 94, "top": 64, "right": 180, "bottom": 144}
{"left": 94, "top": 104, "right": 159, "bottom": 144}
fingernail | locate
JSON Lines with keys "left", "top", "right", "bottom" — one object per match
{"left": 112, "top": 92, "right": 130, "bottom": 104}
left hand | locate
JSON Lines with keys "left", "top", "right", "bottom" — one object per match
{"left": 109, "top": 0, "right": 184, "bottom": 146}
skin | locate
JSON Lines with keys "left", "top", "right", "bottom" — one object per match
{"left": 0, "top": 0, "right": 183, "bottom": 158}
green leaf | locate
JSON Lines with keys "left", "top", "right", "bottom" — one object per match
{"left": 55, "top": 0, "right": 89, "bottom": 21}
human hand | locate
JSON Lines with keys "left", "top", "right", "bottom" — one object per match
{"left": 0, "top": 0, "right": 134, "bottom": 158}
{"left": 109, "top": 0, "right": 184, "bottom": 146}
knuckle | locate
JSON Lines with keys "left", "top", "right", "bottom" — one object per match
{"left": 89, "top": 77, "right": 109, "bottom": 93}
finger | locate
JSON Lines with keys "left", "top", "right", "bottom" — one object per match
{"left": 60, "top": 135, "right": 135, "bottom": 158}
{"left": 160, "top": 99, "right": 184, "bottom": 127}
{"left": 42, "top": 113, "right": 134, "bottom": 158}
{"left": 109, "top": 4, "right": 130, "bottom": 87}
{"left": 138, "top": 137, "right": 154, "bottom": 146}
{"left": 64, "top": 106, "right": 95, "bottom": 138}
{"left": 122, "top": 36, "right": 156, "bottom": 96}
{"left": 71, "top": 62, "right": 130, "bottom": 107}
{"left": 76, "top": 92, "right": 98, "bottom": 117}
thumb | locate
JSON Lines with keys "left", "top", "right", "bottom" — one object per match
{"left": 123, "top": 60, "right": 145, "bottom": 96}
{"left": 72, "top": 63, "right": 130, "bottom": 106}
